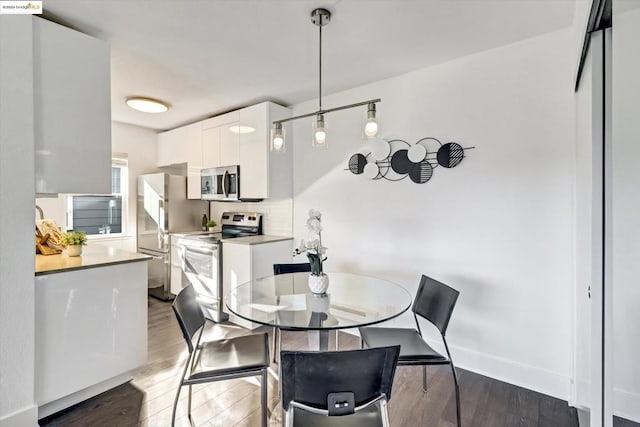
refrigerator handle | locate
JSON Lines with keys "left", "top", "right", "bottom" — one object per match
{"left": 157, "top": 199, "right": 164, "bottom": 249}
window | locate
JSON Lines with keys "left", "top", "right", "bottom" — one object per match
{"left": 67, "top": 157, "right": 128, "bottom": 236}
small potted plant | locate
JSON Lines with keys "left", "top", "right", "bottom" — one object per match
{"left": 61, "top": 231, "right": 87, "bottom": 257}
{"left": 206, "top": 220, "right": 217, "bottom": 232}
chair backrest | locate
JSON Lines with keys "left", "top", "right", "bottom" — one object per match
{"left": 273, "top": 263, "right": 312, "bottom": 275}
{"left": 412, "top": 274, "right": 460, "bottom": 336}
{"left": 280, "top": 346, "right": 400, "bottom": 412}
{"left": 172, "top": 284, "right": 206, "bottom": 353}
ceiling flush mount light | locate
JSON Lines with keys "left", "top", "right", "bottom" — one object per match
{"left": 125, "top": 97, "right": 169, "bottom": 113}
{"left": 271, "top": 8, "right": 381, "bottom": 152}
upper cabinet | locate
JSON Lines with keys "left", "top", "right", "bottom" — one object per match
{"left": 238, "top": 102, "right": 292, "bottom": 199}
{"left": 201, "top": 111, "right": 240, "bottom": 169}
{"left": 157, "top": 101, "right": 291, "bottom": 200}
{"left": 157, "top": 126, "right": 188, "bottom": 166}
{"left": 33, "top": 18, "right": 111, "bottom": 195}
{"left": 157, "top": 122, "right": 202, "bottom": 199}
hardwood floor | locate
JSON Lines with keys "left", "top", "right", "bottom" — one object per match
{"left": 40, "top": 297, "right": 578, "bottom": 427}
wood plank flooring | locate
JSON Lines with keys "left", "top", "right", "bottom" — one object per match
{"left": 40, "top": 297, "right": 579, "bottom": 427}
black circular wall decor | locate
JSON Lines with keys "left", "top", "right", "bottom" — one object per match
{"left": 348, "top": 153, "right": 367, "bottom": 174}
{"left": 390, "top": 150, "right": 413, "bottom": 175}
{"left": 347, "top": 137, "right": 474, "bottom": 184}
{"left": 409, "top": 160, "right": 434, "bottom": 184}
{"left": 437, "top": 142, "right": 464, "bottom": 168}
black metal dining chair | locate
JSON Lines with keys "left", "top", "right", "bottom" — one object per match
{"left": 272, "top": 263, "right": 312, "bottom": 362}
{"left": 280, "top": 346, "right": 401, "bottom": 427}
{"left": 171, "top": 284, "right": 270, "bottom": 427}
{"left": 359, "top": 274, "right": 462, "bottom": 427}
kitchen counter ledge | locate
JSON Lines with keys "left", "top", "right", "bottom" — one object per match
{"left": 35, "top": 244, "right": 151, "bottom": 276}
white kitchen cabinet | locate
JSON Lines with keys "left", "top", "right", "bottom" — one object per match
{"left": 220, "top": 123, "right": 240, "bottom": 166}
{"left": 33, "top": 18, "right": 111, "bottom": 195}
{"left": 157, "top": 126, "right": 188, "bottom": 166}
{"left": 201, "top": 111, "right": 240, "bottom": 169}
{"left": 238, "top": 102, "right": 292, "bottom": 199}
{"left": 184, "top": 123, "right": 203, "bottom": 199}
{"left": 159, "top": 101, "right": 291, "bottom": 200}
{"left": 223, "top": 239, "right": 293, "bottom": 329}
{"left": 157, "top": 122, "right": 203, "bottom": 199}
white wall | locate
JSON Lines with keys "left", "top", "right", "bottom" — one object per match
{"left": 104, "top": 122, "right": 160, "bottom": 252}
{"left": 0, "top": 16, "right": 38, "bottom": 427}
{"left": 611, "top": 6, "right": 640, "bottom": 422}
{"left": 292, "top": 28, "right": 576, "bottom": 400}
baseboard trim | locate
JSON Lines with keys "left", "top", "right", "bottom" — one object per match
{"left": 37, "top": 372, "right": 132, "bottom": 419}
{"left": 341, "top": 329, "right": 572, "bottom": 401}
{"left": 0, "top": 404, "right": 38, "bottom": 427}
{"left": 450, "top": 344, "right": 571, "bottom": 401}
{"left": 614, "top": 387, "right": 640, "bottom": 423}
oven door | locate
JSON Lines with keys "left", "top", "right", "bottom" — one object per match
{"left": 181, "top": 240, "right": 228, "bottom": 322}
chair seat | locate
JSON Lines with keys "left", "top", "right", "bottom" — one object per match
{"left": 189, "top": 333, "right": 269, "bottom": 380}
{"left": 291, "top": 403, "right": 385, "bottom": 427}
{"left": 359, "top": 327, "right": 448, "bottom": 364}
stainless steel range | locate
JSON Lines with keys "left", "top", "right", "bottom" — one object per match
{"left": 176, "top": 212, "right": 262, "bottom": 322}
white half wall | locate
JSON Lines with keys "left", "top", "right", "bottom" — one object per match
{"left": 0, "top": 16, "right": 38, "bottom": 427}
{"left": 292, "top": 28, "right": 576, "bottom": 400}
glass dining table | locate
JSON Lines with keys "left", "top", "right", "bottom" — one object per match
{"left": 225, "top": 272, "right": 413, "bottom": 351}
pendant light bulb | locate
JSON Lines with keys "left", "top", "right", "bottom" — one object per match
{"left": 313, "top": 114, "right": 327, "bottom": 148}
{"left": 271, "top": 123, "right": 286, "bottom": 152}
{"left": 364, "top": 103, "right": 378, "bottom": 137}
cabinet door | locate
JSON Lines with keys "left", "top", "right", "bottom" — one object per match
{"left": 202, "top": 127, "right": 221, "bottom": 169}
{"left": 184, "top": 122, "right": 203, "bottom": 199}
{"left": 239, "top": 103, "right": 268, "bottom": 199}
{"left": 219, "top": 122, "right": 240, "bottom": 167}
{"left": 158, "top": 126, "right": 189, "bottom": 166}
{"left": 33, "top": 18, "right": 111, "bottom": 195}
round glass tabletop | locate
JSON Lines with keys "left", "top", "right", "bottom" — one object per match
{"left": 225, "top": 272, "right": 413, "bottom": 331}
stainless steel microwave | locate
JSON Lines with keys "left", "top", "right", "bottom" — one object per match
{"left": 201, "top": 165, "right": 239, "bottom": 201}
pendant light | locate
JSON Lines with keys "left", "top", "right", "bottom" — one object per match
{"left": 364, "top": 102, "right": 378, "bottom": 137}
{"left": 271, "top": 8, "right": 381, "bottom": 152}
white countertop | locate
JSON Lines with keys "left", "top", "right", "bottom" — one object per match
{"left": 35, "top": 244, "right": 150, "bottom": 276}
{"left": 221, "top": 235, "right": 293, "bottom": 245}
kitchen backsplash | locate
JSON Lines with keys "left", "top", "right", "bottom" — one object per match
{"left": 209, "top": 198, "right": 293, "bottom": 237}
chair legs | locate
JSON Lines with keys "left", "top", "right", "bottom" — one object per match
{"left": 335, "top": 330, "right": 339, "bottom": 350}
{"left": 260, "top": 369, "right": 269, "bottom": 427}
{"left": 450, "top": 363, "right": 462, "bottom": 427}
{"left": 170, "top": 381, "right": 183, "bottom": 427}
{"left": 422, "top": 366, "right": 428, "bottom": 393}
{"left": 272, "top": 327, "right": 279, "bottom": 363}
{"left": 187, "top": 384, "right": 193, "bottom": 422}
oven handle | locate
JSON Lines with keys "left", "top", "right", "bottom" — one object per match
{"left": 183, "top": 245, "right": 219, "bottom": 257}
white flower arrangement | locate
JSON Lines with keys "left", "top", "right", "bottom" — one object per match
{"left": 293, "top": 209, "right": 328, "bottom": 276}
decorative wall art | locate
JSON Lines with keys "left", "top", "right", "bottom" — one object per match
{"left": 347, "top": 137, "right": 475, "bottom": 184}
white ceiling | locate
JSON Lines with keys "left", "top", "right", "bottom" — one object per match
{"left": 43, "top": 0, "right": 577, "bottom": 132}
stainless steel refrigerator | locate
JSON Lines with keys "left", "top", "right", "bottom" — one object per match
{"left": 137, "top": 173, "right": 206, "bottom": 300}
